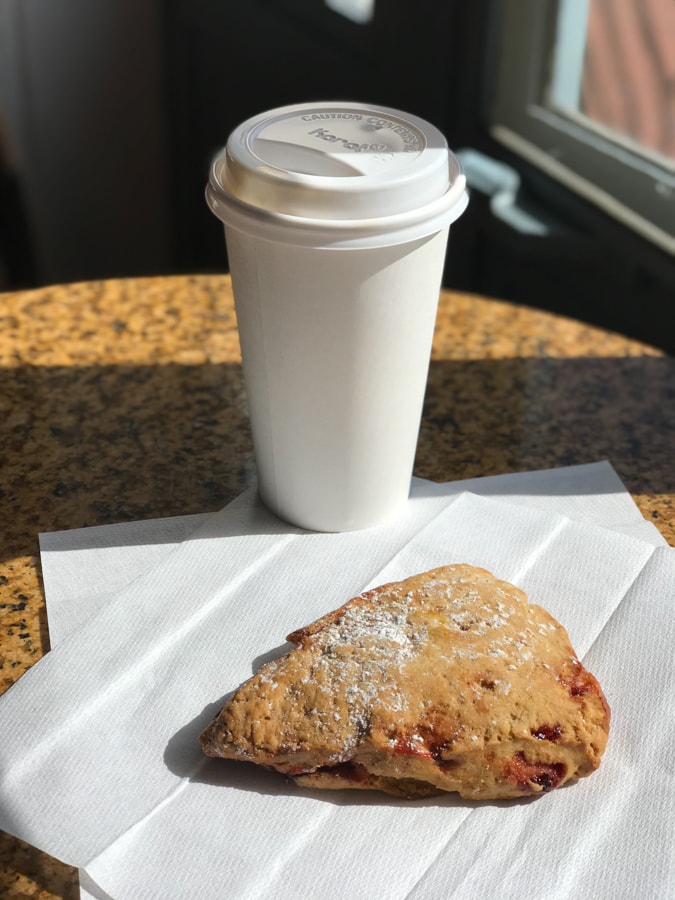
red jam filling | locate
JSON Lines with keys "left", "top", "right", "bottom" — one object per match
{"left": 559, "top": 663, "right": 597, "bottom": 698}
{"left": 531, "top": 724, "right": 562, "bottom": 742}
{"left": 392, "top": 728, "right": 454, "bottom": 762}
{"left": 505, "top": 751, "right": 567, "bottom": 793}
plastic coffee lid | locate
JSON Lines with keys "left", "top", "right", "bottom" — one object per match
{"left": 206, "top": 102, "right": 468, "bottom": 248}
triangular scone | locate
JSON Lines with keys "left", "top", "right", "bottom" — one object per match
{"left": 199, "top": 564, "right": 610, "bottom": 800}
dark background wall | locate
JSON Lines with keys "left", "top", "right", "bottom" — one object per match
{"left": 1, "top": 0, "right": 673, "bottom": 352}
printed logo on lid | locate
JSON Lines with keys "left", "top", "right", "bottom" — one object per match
{"left": 304, "top": 127, "right": 389, "bottom": 154}
{"left": 251, "top": 108, "right": 427, "bottom": 176}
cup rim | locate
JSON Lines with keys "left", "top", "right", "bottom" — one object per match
{"left": 206, "top": 169, "right": 468, "bottom": 249}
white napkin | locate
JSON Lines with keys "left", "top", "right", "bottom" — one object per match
{"left": 1, "top": 462, "right": 673, "bottom": 899}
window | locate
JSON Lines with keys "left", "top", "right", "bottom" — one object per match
{"left": 323, "top": 0, "right": 374, "bottom": 25}
{"left": 488, "top": 0, "right": 675, "bottom": 255}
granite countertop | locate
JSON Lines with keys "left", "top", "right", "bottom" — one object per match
{"left": 1, "top": 273, "right": 673, "bottom": 897}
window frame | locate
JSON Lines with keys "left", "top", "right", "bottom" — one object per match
{"left": 487, "top": 0, "right": 675, "bottom": 256}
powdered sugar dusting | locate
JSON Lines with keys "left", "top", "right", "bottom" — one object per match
{"left": 297, "top": 587, "right": 429, "bottom": 749}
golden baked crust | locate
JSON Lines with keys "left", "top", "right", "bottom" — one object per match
{"left": 199, "top": 564, "right": 610, "bottom": 800}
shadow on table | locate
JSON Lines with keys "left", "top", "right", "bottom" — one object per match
{"left": 418, "top": 355, "right": 675, "bottom": 501}
{"left": 3, "top": 355, "right": 674, "bottom": 559}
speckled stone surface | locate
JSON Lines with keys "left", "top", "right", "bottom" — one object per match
{"left": 0, "top": 274, "right": 673, "bottom": 897}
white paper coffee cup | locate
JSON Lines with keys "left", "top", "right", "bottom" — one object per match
{"left": 207, "top": 101, "right": 468, "bottom": 531}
